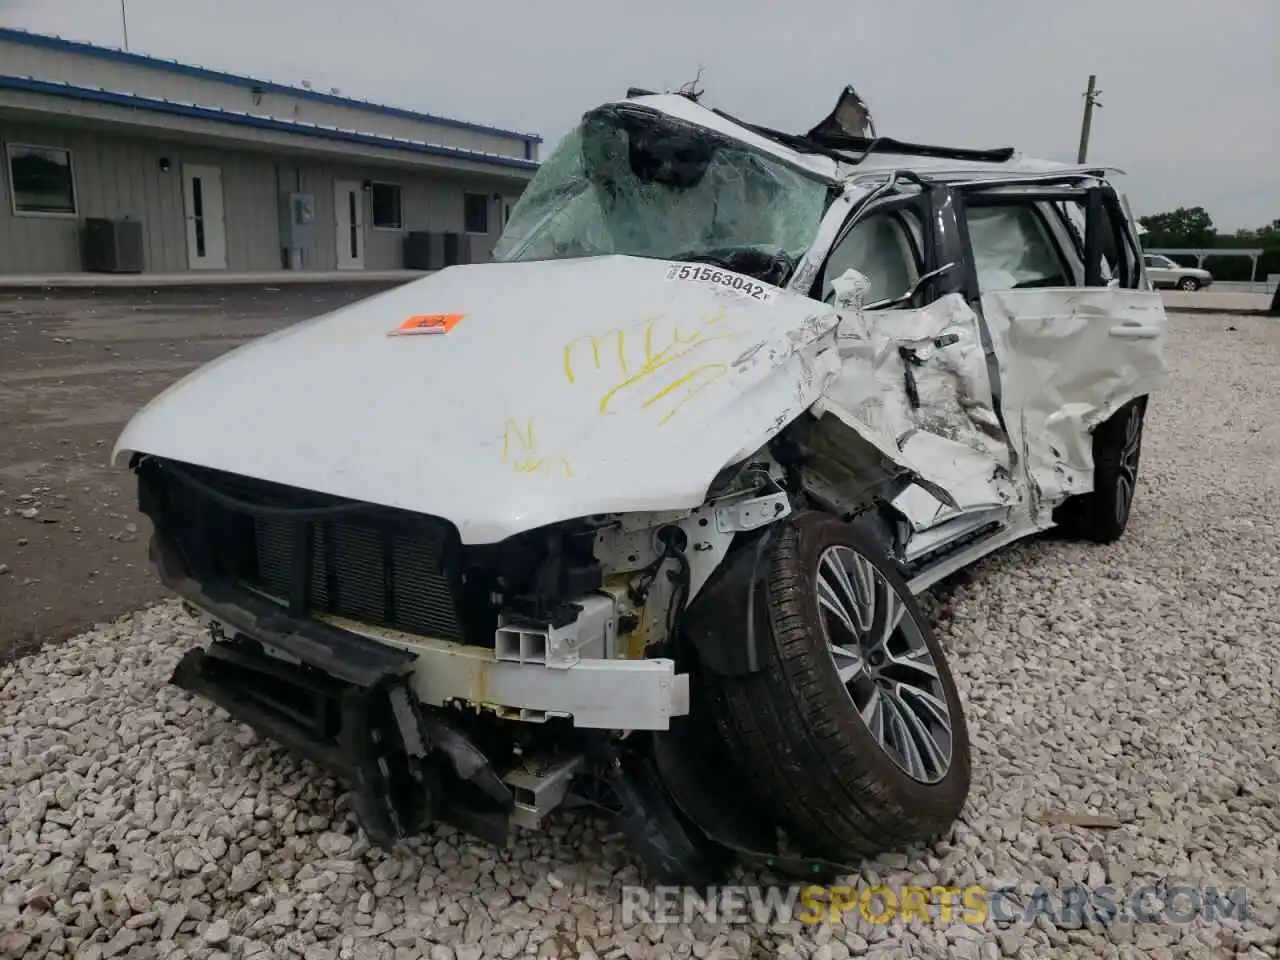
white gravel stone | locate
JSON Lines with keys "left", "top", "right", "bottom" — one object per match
{"left": 0, "top": 313, "right": 1276, "bottom": 958}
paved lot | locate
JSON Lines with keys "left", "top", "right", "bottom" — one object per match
{"left": 0, "top": 284, "right": 405, "bottom": 662}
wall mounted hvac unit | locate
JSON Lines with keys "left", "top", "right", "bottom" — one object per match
{"left": 82, "top": 217, "right": 145, "bottom": 273}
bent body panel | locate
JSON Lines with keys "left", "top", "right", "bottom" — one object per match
{"left": 114, "top": 255, "right": 846, "bottom": 542}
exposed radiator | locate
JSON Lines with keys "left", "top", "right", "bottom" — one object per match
{"left": 245, "top": 514, "right": 464, "bottom": 640}
{"left": 149, "top": 461, "right": 468, "bottom": 642}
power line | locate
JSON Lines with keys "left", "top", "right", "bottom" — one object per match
{"left": 120, "top": 0, "right": 129, "bottom": 51}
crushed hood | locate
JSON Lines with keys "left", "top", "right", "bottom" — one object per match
{"left": 115, "top": 255, "right": 841, "bottom": 543}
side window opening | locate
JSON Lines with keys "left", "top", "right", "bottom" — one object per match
{"left": 1051, "top": 189, "right": 1142, "bottom": 289}
{"left": 1092, "top": 197, "right": 1127, "bottom": 285}
{"left": 1102, "top": 196, "right": 1141, "bottom": 288}
{"left": 820, "top": 208, "right": 923, "bottom": 306}
{"left": 964, "top": 203, "right": 1073, "bottom": 292}
{"left": 1052, "top": 200, "right": 1088, "bottom": 270}
{"left": 1047, "top": 198, "right": 1117, "bottom": 284}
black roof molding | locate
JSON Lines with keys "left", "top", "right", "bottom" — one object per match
{"left": 807, "top": 131, "right": 1016, "bottom": 164}
{"left": 714, "top": 100, "right": 1016, "bottom": 167}
{"left": 633, "top": 88, "right": 1018, "bottom": 168}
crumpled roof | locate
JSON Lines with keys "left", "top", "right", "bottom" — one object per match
{"left": 619, "top": 93, "right": 1120, "bottom": 185}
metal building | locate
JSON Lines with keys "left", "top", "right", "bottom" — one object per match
{"left": 0, "top": 27, "right": 541, "bottom": 276}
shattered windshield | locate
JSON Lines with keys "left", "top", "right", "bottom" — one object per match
{"left": 491, "top": 103, "right": 832, "bottom": 285}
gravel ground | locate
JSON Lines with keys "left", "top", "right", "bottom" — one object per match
{"left": 1, "top": 311, "right": 1278, "bottom": 960}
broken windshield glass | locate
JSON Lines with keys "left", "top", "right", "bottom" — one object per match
{"left": 491, "top": 103, "right": 831, "bottom": 284}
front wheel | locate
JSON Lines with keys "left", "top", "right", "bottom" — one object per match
{"left": 1178, "top": 276, "right": 1201, "bottom": 291}
{"left": 704, "top": 512, "right": 971, "bottom": 860}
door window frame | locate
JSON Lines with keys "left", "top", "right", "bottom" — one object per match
{"left": 955, "top": 179, "right": 1142, "bottom": 291}
{"left": 808, "top": 188, "right": 944, "bottom": 308}
{"left": 955, "top": 196, "right": 1078, "bottom": 292}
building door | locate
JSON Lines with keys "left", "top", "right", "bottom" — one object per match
{"left": 334, "top": 180, "right": 365, "bottom": 269}
{"left": 182, "top": 165, "right": 227, "bottom": 270}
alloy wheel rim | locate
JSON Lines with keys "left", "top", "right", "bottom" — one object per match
{"left": 816, "top": 545, "right": 953, "bottom": 784}
{"left": 1115, "top": 405, "right": 1143, "bottom": 525}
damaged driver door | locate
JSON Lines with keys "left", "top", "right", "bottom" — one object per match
{"left": 812, "top": 184, "right": 1025, "bottom": 542}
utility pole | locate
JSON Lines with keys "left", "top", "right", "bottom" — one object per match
{"left": 120, "top": 0, "right": 129, "bottom": 51}
{"left": 1077, "top": 74, "right": 1101, "bottom": 163}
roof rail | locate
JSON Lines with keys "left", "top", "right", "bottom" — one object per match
{"left": 808, "top": 131, "right": 1016, "bottom": 164}
{"left": 709, "top": 106, "right": 1016, "bottom": 166}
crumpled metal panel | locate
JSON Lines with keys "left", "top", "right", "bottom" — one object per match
{"left": 979, "top": 287, "right": 1168, "bottom": 510}
{"left": 818, "top": 272, "right": 1016, "bottom": 523}
{"left": 113, "top": 253, "right": 844, "bottom": 544}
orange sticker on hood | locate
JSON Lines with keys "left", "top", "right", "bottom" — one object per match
{"left": 389, "top": 313, "right": 465, "bottom": 336}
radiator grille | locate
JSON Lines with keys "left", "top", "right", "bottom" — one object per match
{"left": 155, "top": 463, "right": 467, "bottom": 641}
{"left": 243, "top": 515, "right": 465, "bottom": 640}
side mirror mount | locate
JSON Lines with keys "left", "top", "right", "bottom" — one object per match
{"left": 862, "top": 260, "right": 957, "bottom": 310}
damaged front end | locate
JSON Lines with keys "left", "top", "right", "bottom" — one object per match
{"left": 136, "top": 448, "right": 871, "bottom": 882}
{"left": 141, "top": 455, "right": 517, "bottom": 849}
{"left": 115, "top": 86, "right": 991, "bottom": 883}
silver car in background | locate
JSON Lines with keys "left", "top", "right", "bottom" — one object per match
{"left": 1143, "top": 253, "right": 1213, "bottom": 290}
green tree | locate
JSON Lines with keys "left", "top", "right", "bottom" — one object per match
{"left": 1231, "top": 219, "right": 1280, "bottom": 245}
{"left": 1138, "top": 206, "right": 1217, "bottom": 248}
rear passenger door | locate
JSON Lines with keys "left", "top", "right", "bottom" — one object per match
{"left": 955, "top": 182, "right": 1167, "bottom": 513}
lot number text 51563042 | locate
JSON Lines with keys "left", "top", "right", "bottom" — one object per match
{"left": 664, "top": 263, "right": 777, "bottom": 303}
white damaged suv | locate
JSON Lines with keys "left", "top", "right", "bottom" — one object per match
{"left": 114, "top": 87, "right": 1167, "bottom": 882}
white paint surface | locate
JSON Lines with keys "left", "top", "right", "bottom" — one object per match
{"left": 113, "top": 262, "right": 1168, "bottom": 554}
{"left": 114, "top": 254, "right": 841, "bottom": 543}
{"left": 981, "top": 287, "right": 1168, "bottom": 512}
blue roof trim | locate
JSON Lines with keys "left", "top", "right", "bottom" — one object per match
{"left": 0, "top": 26, "right": 542, "bottom": 144}
{"left": 0, "top": 76, "right": 541, "bottom": 172}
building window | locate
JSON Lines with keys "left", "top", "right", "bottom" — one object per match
{"left": 370, "top": 182, "right": 402, "bottom": 230}
{"left": 6, "top": 143, "right": 76, "bottom": 216}
{"left": 464, "top": 192, "right": 489, "bottom": 234}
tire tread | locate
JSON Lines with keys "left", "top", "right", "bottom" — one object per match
{"left": 706, "top": 512, "right": 970, "bottom": 861}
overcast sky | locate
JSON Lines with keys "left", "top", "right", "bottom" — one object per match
{"left": 3, "top": 0, "right": 1275, "bottom": 230}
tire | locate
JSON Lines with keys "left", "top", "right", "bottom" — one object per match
{"left": 1052, "top": 396, "right": 1147, "bottom": 543}
{"left": 1178, "top": 276, "right": 1201, "bottom": 291}
{"left": 703, "top": 511, "right": 971, "bottom": 860}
